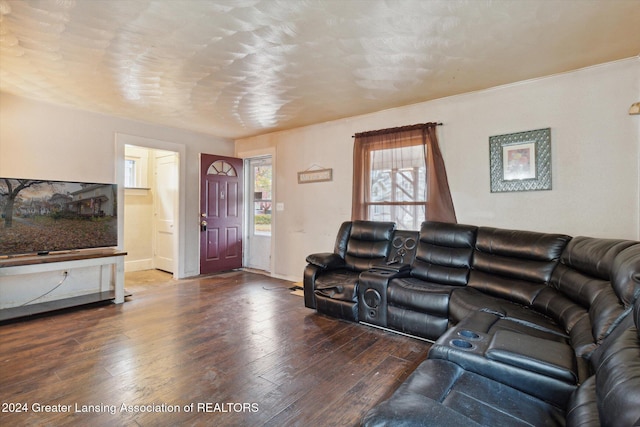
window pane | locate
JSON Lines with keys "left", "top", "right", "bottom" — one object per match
{"left": 370, "top": 145, "right": 426, "bottom": 203}
{"left": 124, "top": 159, "right": 136, "bottom": 187}
{"left": 253, "top": 164, "right": 272, "bottom": 235}
{"left": 368, "top": 204, "right": 424, "bottom": 230}
{"left": 367, "top": 143, "right": 426, "bottom": 228}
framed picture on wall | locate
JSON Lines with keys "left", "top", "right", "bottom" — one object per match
{"left": 490, "top": 128, "right": 551, "bottom": 192}
{"left": 503, "top": 142, "right": 536, "bottom": 181}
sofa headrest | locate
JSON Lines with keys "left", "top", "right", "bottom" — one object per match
{"left": 561, "top": 237, "right": 637, "bottom": 280}
{"left": 350, "top": 220, "right": 395, "bottom": 241}
{"left": 476, "top": 227, "right": 570, "bottom": 262}
{"left": 611, "top": 244, "right": 640, "bottom": 307}
{"left": 344, "top": 221, "right": 396, "bottom": 271}
{"left": 420, "top": 221, "right": 477, "bottom": 248}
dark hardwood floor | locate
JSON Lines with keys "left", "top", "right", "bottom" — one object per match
{"left": 0, "top": 271, "right": 431, "bottom": 427}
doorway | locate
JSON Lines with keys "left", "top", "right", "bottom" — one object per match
{"left": 199, "top": 154, "right": 244, "bottom": 274}
{"left": 123, "top": 145, "right": 178, "bottom": 274}
{"left": 245, "top": 155, "right": 272, "bottom": 272}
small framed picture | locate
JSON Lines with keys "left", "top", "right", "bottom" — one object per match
{"left": 297, "top": 168, "right": 332, "bottom": 184}
{"left": 490, "top": 128, "right": 551, "bottom": 192}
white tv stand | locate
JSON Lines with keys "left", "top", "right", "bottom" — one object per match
{"left": 0, "top": 249, "right": 127, "bottom": 321}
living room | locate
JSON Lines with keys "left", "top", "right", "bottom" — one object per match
{"left": 2, "top": 56, "right": 638, "bottom": 282}
{"left": 0, "top": 1, "right": 639, "bottom": 426}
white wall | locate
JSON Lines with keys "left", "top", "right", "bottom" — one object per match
{"left": 0, "top": 92, "right": 235, "bottom": 278}
{"left": 236, "top": 58, "right": 640, "bottom": 281}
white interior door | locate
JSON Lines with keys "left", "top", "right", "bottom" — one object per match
{"left": 245, "top": 156, "right": 272, "bottom": 272}
{"left": 154, "top": 151, "right": 178, "bottom": 273}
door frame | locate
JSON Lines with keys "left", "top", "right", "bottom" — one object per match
{"left": 237, "top": 148, "right": 277, "bottom": 275}
{"left": 115, "top": 133, "right": 186, "bottom": 279}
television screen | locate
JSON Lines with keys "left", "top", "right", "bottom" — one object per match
{"left": 0, "top": 178, "right": 118, "bottom": 256}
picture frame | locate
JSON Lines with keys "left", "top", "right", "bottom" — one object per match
{"left": 297, "top": 168, "right": 332, "bottom": 184}
{"left": 490, "top": 128, "right": 551, "bottom": 192}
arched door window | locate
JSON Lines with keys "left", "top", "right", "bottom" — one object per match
{"left": 207, "top": 160, "right": 237, "bottom": 176}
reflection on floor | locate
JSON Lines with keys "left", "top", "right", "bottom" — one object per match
{"left": 0, "top": 271, "right": 431, "bottom": 426}
{"left": 125, "top": 269, "right": 175, "bottom": 294}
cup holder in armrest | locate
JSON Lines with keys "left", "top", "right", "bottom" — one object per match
{"left": 450, "top": 339, "right": 474, "bottom": 350}
{"left": 457, "top": 330, "right": 481, "bottom": 340}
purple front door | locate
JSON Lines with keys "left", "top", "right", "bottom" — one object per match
{"left": 200, "top": 154, "right": 243, "bottom": 274}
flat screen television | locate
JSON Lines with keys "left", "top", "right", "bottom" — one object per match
{"left": 0, "top": 178, "right": 118, "bottom": 257}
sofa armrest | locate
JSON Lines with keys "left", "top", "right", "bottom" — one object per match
{"left": 429, "top": 318, "right": 578, "bottom": 406}
{"left": 370, "top": 260, "right": 411, "bottom": 273}
{"left": 306, "top": 252, "right": 345, "bottom": 270}
{"left": 486, "top": 330, "right": 577, "bottom": 384}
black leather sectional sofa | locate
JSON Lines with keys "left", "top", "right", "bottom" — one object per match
{"left": 303, "top": 220, "right": 640, "bottom": 426}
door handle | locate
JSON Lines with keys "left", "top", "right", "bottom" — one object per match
{"left": 201, "top": 220, "right": 207, "bottom": 232}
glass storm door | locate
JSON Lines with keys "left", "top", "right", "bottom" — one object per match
{"left": 245, "top": 156, "right": 272, "bottom": 272}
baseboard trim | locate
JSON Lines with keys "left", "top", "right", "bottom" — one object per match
{"left": 125, "top": 259, "right": 153, "bottom": 272}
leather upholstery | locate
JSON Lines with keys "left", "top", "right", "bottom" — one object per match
{"left": 409, "top": 221, "right": 477, "bottom": 285}
{"left": 303, "top": 221, "right": 640, "bottom": 426}
{"left": 385, "top": 222, "right": 478, "bottom": 340}
{"left": 428, "top": 315, "right": 581, "bottom": 406}
{"left": 363, "top": 298, "right": 640, "bottom": 427}
{"left": 566, "top": 300, "right": 640, "bottom": 426}
{"left": 546, "top": 238, "right": 639, "bottom": 356}
{"left": 305, "top": 252, "right": 345, "bottom": 269}
{"left": 344, "top": 221, "right": 396, "bottom": 271}
{"left": 304, "top": 220, "right": 395, "bottom": 321}
{"left": 333, "top": 221, "right": 352, "bottom": 258}
{"left": 467, "top": 227, "right": 571, "bottom": 304}
{"left": 611, "top": 244, "right": 640, "bottom": 306}
{"left": 362, "top": 359, "right": 566, "bottom": 427}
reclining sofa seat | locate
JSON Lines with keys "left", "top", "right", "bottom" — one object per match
{"left": 424, "top": 243, "right": 640, "bottom": 408}
{"left": 449, "top": 235, "right": 639, "bottom": 358}
{"left": 362, "top": 289, "right": 640, "bottom": 427}
{"left": 448, "top": 226, "right": 572, "bottom": 338}
{"left": 303, "top": 220, "right": 395, "bottom": 321}
{"left": 304, "top": 220, "right": 640, "bottom": 426}
{"left": 384, "top": 221, "right": 479, "bottom": 340}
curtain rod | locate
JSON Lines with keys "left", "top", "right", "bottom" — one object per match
{"left": 352, "top": 122, "right": 443, "bottom": 138}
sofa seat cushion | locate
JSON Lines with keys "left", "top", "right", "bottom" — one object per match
{"left": 314, "top": 269, "right": 359, "bottom": 302}
{"left": 450, "top": 288, "right": 569, "bottom": 342}
{"left": 362, "top": 359, "right": 565, "bottom": 427}
{"left": 314, "top": 296, "right": 358, "bottom": 321}
{"left": 485, "top": 330, "right": 577, "bottom": 384}
{"left": 388, "top": 277, "right": 458, "bottom": 316}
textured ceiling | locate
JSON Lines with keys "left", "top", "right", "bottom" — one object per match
{"left": 1, "top": 0, "right": 639, "bottom": 139}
